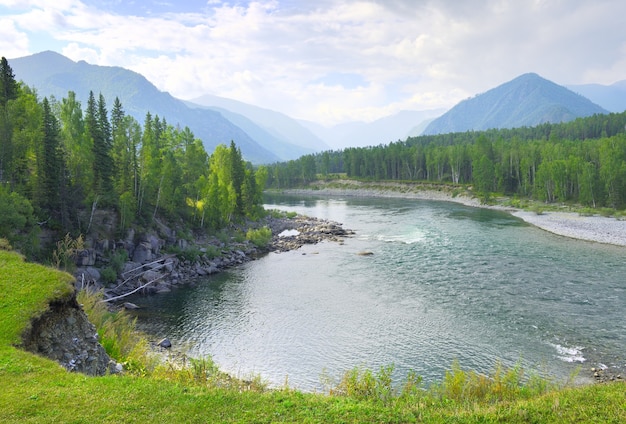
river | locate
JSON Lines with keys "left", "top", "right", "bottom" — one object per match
{"left": 129, "top": 194, "right": 626, "bottom": 391}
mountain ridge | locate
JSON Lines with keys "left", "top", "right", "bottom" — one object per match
{"left": 423, "top": 73, "right": 608, "bottom": 135}
{"left": 9, "top": 51, "right": 283, "bottom": 163}
{"left": 567, "top": 80, "right": 626, "bottom": 113}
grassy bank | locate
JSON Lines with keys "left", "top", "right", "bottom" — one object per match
{"left": 1, "top": 248, "right": 624, "bottom": 423}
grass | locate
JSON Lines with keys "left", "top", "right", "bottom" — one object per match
{"left": 1, "top": 248, "right": 625, "bottom": 423}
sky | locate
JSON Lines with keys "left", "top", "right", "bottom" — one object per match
{"left": 1, "top": 0, "right": 625, "bottom": 126}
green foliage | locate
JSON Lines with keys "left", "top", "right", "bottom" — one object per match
{"left": 0, "top": 238, "right": 11, "bottom": 250}
{"left": 0, "top": 185, "right": 37, "bottom": 253}
{"left": 166, "top": 245, "right": 202, "bottom": 262}
{"left": 0, "top": 249, "right": 74, "bottom": 346}
{"left": 431, "top": 360, "right": 555, "bottom": 404}
{"left": 246, "top": 226, "right": 272, "bottom": 248}
{"left": 100, "top": 266, "right": 117, "bottom": 285}
{"left": 77, "top": 289, "right": 156, "bottom": 374}
{"left": 331, "top": 365, "right": 397, "bottom": 404}
{"left": 109, "top": 248, "right": 128, "bottom": 274}
{"left": 154, "top": 356, "right": 268, "bottom": 392}
{"left": 51, "top": 233, "right": 84, "bottom": 272}
{"left": 531, "top": 204, "right": 545, "bottom": 215}
{"left": 266, "top": 112, "right": 626, "bottom": 212}
{"left": 0, "top": 74, "right": 267, "bottom": 259}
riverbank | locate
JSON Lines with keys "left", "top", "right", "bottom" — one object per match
{"left": 280, "top": 180, "right": 626, "bottom": 247}
{"left": 86, "top": 214, "right": 351, "bottom": 306}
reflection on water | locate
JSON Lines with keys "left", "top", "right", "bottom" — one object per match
{"left": 129, "top": 195, "right": 626, "bottom": 391}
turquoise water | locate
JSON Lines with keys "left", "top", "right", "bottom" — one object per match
{"left": 129, "top": 195, "right": 626, "bottom": 391}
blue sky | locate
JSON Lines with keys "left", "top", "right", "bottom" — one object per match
{"left": 1, "top": 0, "right": 626, "bottom": 125}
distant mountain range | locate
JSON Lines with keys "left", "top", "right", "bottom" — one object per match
{"left": 9, "top": 51, "right": 326, "bottom": 164}
{"left": 567, "top": 80, "right": 626, "bottom": 113}
{"left": 8, "top": 51, "right": 624, "bottom": 159}
{"left": 186, "top": 94, "right": 329, "bottom": 158}
{"left": 299, "top": 109, "right": 445, "bottom": 149}
{"left": 423, "top": 73, "right": 609, "bottom": 135}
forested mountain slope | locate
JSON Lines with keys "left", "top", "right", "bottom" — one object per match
{"left": 423, "top": 73, "right": 607, "bottom": 135}
{"left": 188, "top": 94, "right": 330, "bottom": 156}
{"left": 267, "top": 110, "right": 626, "bottom": 210}
{"left": 10, "top": 51, "right": 279, "bottom": 163}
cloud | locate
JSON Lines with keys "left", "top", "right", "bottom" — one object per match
{"left": 2, "top": 0, "right": 626, "bottom": 124}
{"left": 0, "top": 18, "right": 30, "bottom": 57}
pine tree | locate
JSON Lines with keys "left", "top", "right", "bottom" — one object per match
{"left": 0, "top": 57, "right": 19, "bottom": 183}
{"left": 229, "top": 140, "right": 245, "bottom": 214}
{"left": 0, "top": 57, "right": 18, "bottom": 107}
{"left": 86, "top": 91, "right": 114, "bottom": 198}
{"left": 39, "top": 97, "right": 66, "bottom": 225}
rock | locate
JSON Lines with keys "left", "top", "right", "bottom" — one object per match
{"left": 141, "top": 270, "right": 162, "bottom": 283}
{"left": 132, "top": 241, "right": 153, "bottom": 263}
{"left": 122, "top": 261, "right": 141, "bottom": 275}
{"left": 195, "top": 264, "right": 207, "bottom": 276}
{"left": 20, "top": 293, "right": 112, "bottom": 376}
{"left": 82, "top": 267, "right": 101, "bottom": 282}
{"left": 148, "top": 235, "right": 162, "bottom": 255}
{"left": 75, "top": 248, "right": 96, "bottom": 267}
{"left": 123, "top": 302, "right": 140, "bottom": 310}
{"left": 157, "top": 338, "right": 172, "bottom": 348}
{"left": 164, "top": 258, "right": 175, "bottom": 272}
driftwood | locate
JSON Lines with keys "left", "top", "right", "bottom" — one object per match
{"left": 112, "top": 255, "right": 175, "bottom": 291}
{"left": 100, "top": 275, "right": 165, "bottom": 303}
{"left": 120, "top": 254, "right": 176, "bottom": 278}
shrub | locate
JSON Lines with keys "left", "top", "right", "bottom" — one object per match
{"left": 100, "top": 266, "right": 117, "bottom": 285}
{"left": 327, "top": 365, "right": 397, "bottom": 404}
{"left": 52, "top": 233, "right": 84, "bottom": 272}
{"left": 431, "top": 360, "right": 555, "bottom": 404}
{"left": 246, "top": 226, "right": 272, "bottom": 248}
{"left": 110, "top": 249, "right": 129, "bottom": 274}
{"left": 77, "top": 289, "right": 157, "bottom": 375}
{"left": 0, "top": 238, "right": 11, "bottom": 251}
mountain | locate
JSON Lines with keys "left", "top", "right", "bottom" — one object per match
{"left": 300, "top": 109, "right": 445, "bottom": 149}
{"left": 423, "top": 73, "right": 608, "bottom": 135}
{"left": 8, "top": 51, "right": 283, "bottom": 163}
{"left": 566, "top": 80, "right": 626, "bottom": 113}
{"left": 187, "top": 94, "right": 330, "bottom": 159}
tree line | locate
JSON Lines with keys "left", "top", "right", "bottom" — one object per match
{"left": 265, "top": 110, "right": 626, "bottom": 209}
{"left": 0, "top": 57, "right": 266, "bottom": 257}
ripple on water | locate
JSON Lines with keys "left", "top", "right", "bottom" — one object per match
{"left": 129, "top": 197, "right": 626, "bottom": 390}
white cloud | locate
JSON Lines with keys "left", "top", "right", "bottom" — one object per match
{"left": 2, "top": 0, "right": 626, "bottom": 124}
{"left": 0, "top": 18, "right": 30, "bottom": 57}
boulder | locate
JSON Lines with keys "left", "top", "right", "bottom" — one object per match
{"left": 132, "top": 241, "right": 153, "bottom": 263}
{"left": 75, "top": 249, "right": 96, "bottom": 267}
{"left": 148, "top": 235, "right": 162, "bottom": 255}
{"left": 141, "top": 270, "right": 163, "bottom": 283}
{"left": 157, "top": 338, "right": 172, "bottom": 348}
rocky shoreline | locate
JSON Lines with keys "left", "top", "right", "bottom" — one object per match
{"left": 73, "top": 214, "right": 353, "bottom": 306}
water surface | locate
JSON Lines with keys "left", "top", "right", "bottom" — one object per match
{"left": 130, "top": 195, "right": 626, "bottom": 391}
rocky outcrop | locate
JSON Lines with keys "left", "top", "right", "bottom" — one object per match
{"left": 73, "top": 214, "right": 352, "bottom": 303}
{"left": 20, "top": 292, "right": 117, "bottom": 376}
{"left": 266, "top": 216, "right": 354, "bottom": 252}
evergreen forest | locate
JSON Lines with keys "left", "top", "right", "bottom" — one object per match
{"left": 0, "top": 57, "right": 267, "bottom": 258}
{"left": 266, "top": 110, "right": 626, "bottom": 211}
